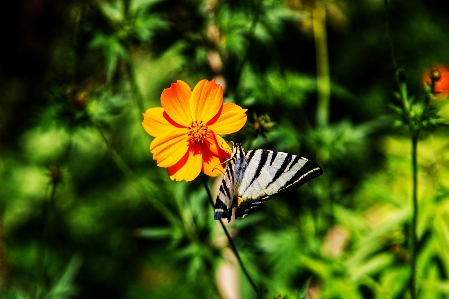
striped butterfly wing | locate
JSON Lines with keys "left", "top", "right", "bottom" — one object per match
{"left": 213, "top": 157, "right": 237, "bottom": 222}
{"left": 234, "top": 149, "right": 322, "bottom": 219}
{"left": 214, "top": 143, "right": 323, "bottom": 222}
{"left": 213, "top": 142, "right": 245, "bottom": 222}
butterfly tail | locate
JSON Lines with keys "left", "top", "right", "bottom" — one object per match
{"left": 214, "top": 199, "right": 232, "bottom": 222}
{"left": 234, "top": 196, "right": 271, "bottom": 220}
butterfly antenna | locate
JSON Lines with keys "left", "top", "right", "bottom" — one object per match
{"left": 220, "top": 140, "right": 233, "bottom": 156}
{"left": 212, "top": 162, "right": 227, "bottom": 174}
{"left": 212, "top": 141, "right": 233, "bottom": 173}
{"left": 212, "top": 143, "right": 234, "bottom": 173}
{"left": 241, "top": 128, "right": 261, "bottom": 146}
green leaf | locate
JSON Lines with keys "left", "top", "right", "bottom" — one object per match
{"left": 100, "top": 0, "right": 124, "bottom": 23}
{"left": 350, "top": 253, "right": 394, "bottom": 282}
{"left": 346, "top": 208, "right": 410, "bottom": 268}
{"left": 136, "top": 226, "right": 180, "bottom": 239}
{"left": 296, "top": 254, "right": 331, "bottom": 279}
{"left": 44, "top": 255, "right": 83, "bottom": 299}
{"left": 89, "top": 33, "right": 128, "bottom": 81}
{"left": 378, "top": 266, "right": 410, "bottom": 299}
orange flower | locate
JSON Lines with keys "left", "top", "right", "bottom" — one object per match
{"left": 422, "top": 65, "right": 449, "bottom": 99}
{"left": 142, "top": 79, "right": 247, "bottom": 182}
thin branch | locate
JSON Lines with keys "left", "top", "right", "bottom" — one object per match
{"left": 125, "top": 60, "right": 145, "bottom": 113}
{"left": 35, "top": 179, "right": 58, "bottom": 296}
{"left": 384, "top": 1, "right": 418, "bottom": 298}
{"left": 312, "top": 2, "right": 330, "bottom": 127}
{"left": 410, "top": 132, "right": 418, "bottom": 299}
{"left": 234, "top": 0, "right": 263, "bottom": 96}
{"left": 94, "top": 123, "right": 180, "bottom": 228}
{"left": 201, "top": 174, "right": 262, "bottom": 299}
{"left": 384, "top": 0, "right": 398, "bottom": 74}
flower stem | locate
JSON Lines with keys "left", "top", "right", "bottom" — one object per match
{"left": 384, "top": 1, "right": 419, "bottom": 296}
{"left": 125, "top": 60, "right": 145, "bottom": 113}
{"left": 312, "top": 1, "right": 330, "bottom": 127}
{"left": 35, "top": 179, "right": 58, "bottom": 296}
{"left": 201, "top": 174, "right": 262, "bottom": 299}
{"left": 94, "top": 123, "right": 180, "bottom": 228}
{"left": 410, "top": 132, "right": 418, "bottom": 299}
{"left": 392, "top": 63, "right": 419, "bottom": 299}
{"left": 234, "top": 0, "right": 262, "bottom": 94}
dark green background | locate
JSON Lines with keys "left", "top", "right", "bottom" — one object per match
{"left": 1, "top": 0, "right": 449, "bottom": 298}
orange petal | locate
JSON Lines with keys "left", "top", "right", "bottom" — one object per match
{"left": 190, "top": 79, "right": 223, "bottom": 123}
{"left": 435, "top": 67, "right": 449, "bottom": 96}
{"left": 207, "top": 102, "right": 247, "bottom": 135}
{"left": 161, "top": 80, "right": 192, "bottom": 127}
{"left": 205, "top": 131, "right": 231, "bottom": 158}
{"left": 150, "top": 130, "right": 189, "bottom": 168}
{"left": 168, "top": 143, "right": 202, "bottom": 181}
{"left": 142, "top": 107, "right": 185, "bottom": 137}
{"left": 201, "top": 143, "right": 226, "bottom": 177}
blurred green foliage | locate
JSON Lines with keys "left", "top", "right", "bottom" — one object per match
{"left": 1, "top": 0, "right": 449, "bottom": 298}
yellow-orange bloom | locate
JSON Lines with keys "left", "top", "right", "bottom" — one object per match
{"left": 142, "top": 79, "right": 247, "bottom": 182}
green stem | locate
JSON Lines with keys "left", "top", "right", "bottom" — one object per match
{"left": 234, "top": 0, "right": 262, "bottom": 96}
{"left": 172, "top": 188, "right": 199, "bottom": 243}
{"left": 125, "top": 60, "right": 145, "bottom": 113}
{"left": 35, "top": 180, "right": 58, "bottom": 297}
{"left": 312, "top": 2, "right": 330, "bottom": 127}
{"left": 384, "top": 0, "right": 398, "bottom": 74}
{"left": 201, "top": 174, "right": 261, "bottom": 299}
{"left": 410, "top": 132, "right": 419, "bottom": 299}
{"left": 384, "top": 1, "right": 419, "bottom": 296}
{"left": 94, "top": 124, "right": 180, "bottom": 228}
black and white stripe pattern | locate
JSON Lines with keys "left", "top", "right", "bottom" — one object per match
{"left": 214, "top": 142, "right": 323, "bottom": 222}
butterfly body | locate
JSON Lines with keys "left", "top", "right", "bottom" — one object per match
{"left": 214, "top": 142, "right": 323, "bottom": 222}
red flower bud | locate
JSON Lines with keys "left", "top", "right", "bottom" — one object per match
{"left": 422, "top": 65, "right": 449, "bottom": 99}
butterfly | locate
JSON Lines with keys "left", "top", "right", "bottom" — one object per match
{"left": 214, "top": 142, "right": 323, "bottom": 222}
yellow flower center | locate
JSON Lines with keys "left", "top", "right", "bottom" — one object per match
{"left": 188, "top": 120, "right": 207, "bottom": 143}
{"left": 431, "top": 70, "right": 441, "bottom": 82}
